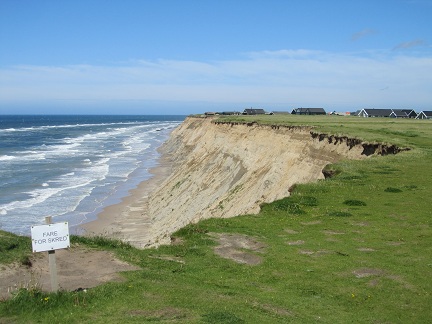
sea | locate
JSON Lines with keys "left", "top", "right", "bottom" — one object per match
{"left": 0, "top": 115, "right": 185, "bottom": 236}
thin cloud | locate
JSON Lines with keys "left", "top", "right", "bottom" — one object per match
{"left": 351, "top": 29, "right": 378, "bottom": 41}
{"left": 393, "top": 39, "right": 425, "bottom": 50}
{"left": 1, "top": 50, "right": 431, "bottom": 110}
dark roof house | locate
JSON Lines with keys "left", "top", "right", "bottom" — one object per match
{"left": 358, "top": 108, "right": 393, "bottom": 117}
{"left": 416, "top": 111, "right": 432, "bottom": 119}
{"left": 291, "top": 108, "right": 326, "bottom": 115}
{"left": 243, "top": 108, "right": 266, "bottom": 115}
{"left": 389, "top": 109, "right": 417, "bottom": 118}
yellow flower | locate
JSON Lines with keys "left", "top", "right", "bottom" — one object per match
{"left": 351, "top": 293, "right": 355, "bottom": 298}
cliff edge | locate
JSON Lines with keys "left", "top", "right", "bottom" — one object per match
{"left": 139, "top": 116, "right": 388, "bottom": 247}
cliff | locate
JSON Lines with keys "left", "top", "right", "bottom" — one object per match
{"left": 140, "top": 116, "right": 391, "bottom": 247}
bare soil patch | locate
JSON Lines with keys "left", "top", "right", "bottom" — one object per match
{"left": 352, "top": 268, "right": 385, "bottom": 278}
{"left": 300, "top": 221, "right": 322, "bottom": 225}
{"left": 0, "top": 245, "right": 139, "bottom": 300}
{"left": 284, "top": 229, "right": 299, "bottom": 234}
{"left": 357, "top": 247, "right": 376, "bottom": 252}
{"left": 208, "top": 233, "right": 266, "bottom": 265}
{"left": 323, "top": 230, "right": 346, "bottom": 235}
{"left": 287, "top": 240, "right": 305, "bottom": 246}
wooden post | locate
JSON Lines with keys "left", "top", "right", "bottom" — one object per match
{"left": 45, "top": 216, "right": 58, "bottom": 292}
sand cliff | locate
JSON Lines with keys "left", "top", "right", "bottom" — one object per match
{"left": 86, "top": 116, "right": 402, "bottom": 248}
{"left": 139, "top": 117, "right": 371, "bottom": 247}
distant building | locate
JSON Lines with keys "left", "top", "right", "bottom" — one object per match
{"left": 358, "top": 108, "right": 417, "bottom": 118}
{"left": 389, "top": 109, "right": 417, "bottom": 118}
{"left": 358, "top": 109, "right": 393, "bottom": 117}
{"left": 416, "top": 111, "right": 432, "bottom": 119}
{"left": 243, "top": 108, "right": 266, "bottom": 115}
{"left": 291, "top": 108, "right": 326, "bottom": 115}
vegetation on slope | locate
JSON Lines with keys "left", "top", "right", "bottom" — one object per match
{"left": 1, "top": 115, "right": 431, "bottom": 323}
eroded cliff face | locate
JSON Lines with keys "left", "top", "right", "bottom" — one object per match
{"left": 144, "top": 117, "right": 373, "bottom": 246}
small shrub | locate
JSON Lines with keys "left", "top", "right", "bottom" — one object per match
{"left": 176, "top": 224, "right": 208, "bottom": 237}
{"left": 287, "top": 203, "right": 306, "bottom": 215}
{"left": 271, "top": 198, "right": 306, "bottom": 214}
{"left": 5, "top": 243, "right": 19, "bottom": 251}
{"left": 384, "top": 187, "right": 402, "bottom": 193}
{"left": 343, "top": 200, "right": 367, "bottom": 206}
{"left": 298, "top": 196, "right": 319, "bottom": 207}
{"left": 271, "top": 198, "right": 291, "bottom": 211}
{"left": 71, "top": 235, "right": 132, "bottom": 250}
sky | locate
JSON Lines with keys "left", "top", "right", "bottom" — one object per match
{"left": 0, "top": 0, "right": 431, "bottom": 115}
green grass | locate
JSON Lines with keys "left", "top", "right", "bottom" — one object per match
{"left": 0, "top": 231, "right": 32, "bottom": 266}
{"left": 1, "top": 115, "right": 431, "bottom": 323}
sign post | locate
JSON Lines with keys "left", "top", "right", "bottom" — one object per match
{"left": 30, "top": 217, "right": 70, "bottom": 292}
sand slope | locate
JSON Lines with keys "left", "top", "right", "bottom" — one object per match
{"left": 85, "top": 117, "right": 370, "bottom": 248}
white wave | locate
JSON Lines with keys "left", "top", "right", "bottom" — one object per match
{"left": 0, "top": 121, "right": 144, "bottom": 133}
{"left": 42, "top": 183, "right": 49, "bottom": 187}
{"left": 0, "top": 159, "right": 109, "bottom": 214}
{"left": 47, "top": 142, "right": 81, "bottom": 153}
{"left": 9, "top": 152, "right": 47, "bottom": 161}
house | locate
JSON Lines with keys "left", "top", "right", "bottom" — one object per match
{"left": 242, "top": 108, "right": 266, "bottom": 115}
{"left": 358, "top": 108, "right": 393, "bottom": 117}
{"left": 291, "top": 108, "right": 326, "bottom": 115}
{"left": 389, "top": 109, "right": 417, "bottom": 118}
{"left": 415, "top": 111, "right": 432, "bottom": 119}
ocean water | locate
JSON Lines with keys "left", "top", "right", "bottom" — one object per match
{"left": 0, "top": 115, "right": 185, "bottom": 236}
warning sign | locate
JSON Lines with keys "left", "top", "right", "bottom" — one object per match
{"left": 31, "top": 222, "right": 70, "bottom": 252}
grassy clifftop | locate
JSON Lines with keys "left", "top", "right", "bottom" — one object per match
{"left": 1, "top": 115, "right": 431, "bottom": 323}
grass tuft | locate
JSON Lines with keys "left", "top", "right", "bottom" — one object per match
{"left": 384, "top": 187, "right": 403, "bottom": 193}
{"left": 71, "top": 235, "right": 133, "bottom": 250}
{"left": 343, "top": 199, "right": 367, "bottom": 206}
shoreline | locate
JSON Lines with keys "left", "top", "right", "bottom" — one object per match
{"left": 79, "top": 146, "right": 174, "bottom": 246}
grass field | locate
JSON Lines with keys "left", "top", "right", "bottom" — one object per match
{"left": 1, "top": 115, "right": 431, "bottom": 323}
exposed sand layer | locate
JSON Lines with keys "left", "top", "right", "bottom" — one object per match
{"left": 82, "top": 117, "right": 371, "bottom": 248}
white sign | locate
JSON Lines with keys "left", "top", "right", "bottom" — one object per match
{"left": 31, "top": 222, "right": 70, "bottom": 252}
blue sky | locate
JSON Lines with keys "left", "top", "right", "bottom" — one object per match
{"left": 0, "top": 0, "right": 431, "bottom": 115}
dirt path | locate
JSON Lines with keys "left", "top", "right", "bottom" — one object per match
{"left": 0, "top": 246, "right": 139, "bottom": 300}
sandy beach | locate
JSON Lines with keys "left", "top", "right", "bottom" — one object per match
{"left": 80, "top": 148, "right": 174, "bottom": 247}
